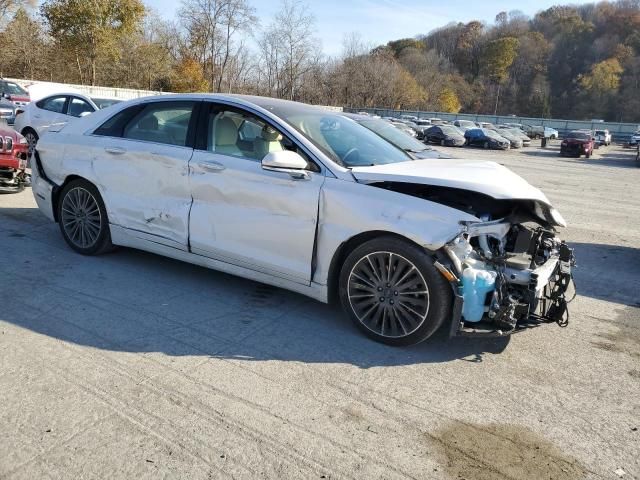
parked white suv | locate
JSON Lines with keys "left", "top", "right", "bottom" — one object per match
{"left": 14, "top": 92, "right": 120, "bottom": 152}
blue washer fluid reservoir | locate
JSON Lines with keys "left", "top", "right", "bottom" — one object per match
{"left": 461, "top": 267, "right": 498, "bottom": 322}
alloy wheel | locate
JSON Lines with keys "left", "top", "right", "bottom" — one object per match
{"left": 347, "top": 252, "right": 430, "bottom": 338}
{"left": 24, "top": 132, "right": 37, "bottom": 155}
{"left": 60, "top": 187, "right": 102, "bottom": 249}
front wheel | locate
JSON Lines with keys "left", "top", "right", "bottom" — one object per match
{"left": 58, "top": 179, "right": 114, "bottom": 255}
{"left": 339, "top": 236, "right": 452, "bottom": 346}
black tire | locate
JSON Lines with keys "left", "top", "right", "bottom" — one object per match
{"left": 585, "top": 151, "right": 591, "bottom": 159}
{"left": 22, "top": 128, "right": 38, "bottom": 157}
{"left": 440, "top": 139, "right": 445, "bottom": 147}
{"left": 57, "top": 179, "right": 114, "bottom": 255}
{"left": 483, "top": 141, "right": 490, "bottom": 149}
{"left": 338, "top": 236, "right": 452, "bottom": 346}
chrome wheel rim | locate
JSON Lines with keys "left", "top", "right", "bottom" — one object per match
{"left": 347, "top": 252, "right": 430, "bottom": 338}
{"left": 61, "top": 187, "right": 102, "bottom": 249}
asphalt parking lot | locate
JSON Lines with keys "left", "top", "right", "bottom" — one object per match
{"left": 1, "top": 140, "right": 639, "bottom": 479}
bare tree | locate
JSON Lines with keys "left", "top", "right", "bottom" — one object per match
{"left": 179, "top": 0, "right": 256, "bottom": 92}
{"left": 266, "top": 0, "right": 319, "bottom": 100}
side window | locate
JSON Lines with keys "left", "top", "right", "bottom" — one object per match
{"left": 37, "top": 96, "right": 67, "bottom": 114}
{"left": 67, "top": 97, "right": 95, "bottom": 117}
{"left": 94, "top": 105, "right": 145, "bottom": 137}
{"left": 206, "top": 108, "right": 285, "bottom": 161}
{"left": 123, "top": 101, "right": 195, "bottom": 147}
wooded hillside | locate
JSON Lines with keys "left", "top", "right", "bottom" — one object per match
{"left": 1, "top": 0, "right": 639, "bottom": 121}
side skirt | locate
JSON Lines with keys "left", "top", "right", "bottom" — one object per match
{"left": 110, "top": 225, "right": 329, "bottom": 304}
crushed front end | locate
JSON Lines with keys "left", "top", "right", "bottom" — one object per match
{"left": 441, "top": 217, "right": 576, "bottom": 336}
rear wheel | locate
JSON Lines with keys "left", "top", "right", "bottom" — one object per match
{"left": 338, "top": 236, "right": 452, "bottom": 346}
{"left": 58, "top": 179, "right": 113, "bottom": 255}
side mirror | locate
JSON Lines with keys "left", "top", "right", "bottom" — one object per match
{"left": 79, "top": 111, "right": 92, "bottom": 117}
{"left": 262, "top": 150, "right": 310, "bottom": 179}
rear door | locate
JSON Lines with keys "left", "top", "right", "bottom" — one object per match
{"left": 32, "top": 95, "right": 68, "bottom": 135}
{"left": 91, "top": 100, "right": 198, "bottom": 250}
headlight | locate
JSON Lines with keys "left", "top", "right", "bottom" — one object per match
{"left": 550, "top": 208, "right": 567, "bottom": 227}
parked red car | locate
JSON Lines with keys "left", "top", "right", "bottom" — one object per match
{"left": 560, "top": 131, "right": 595, "bottom": 158}
{"left": 0, "top": 127, "right": 29, "bottom": 193}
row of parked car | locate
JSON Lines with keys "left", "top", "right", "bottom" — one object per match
{"left": 362, "top": 113, "right": 549, "bottom": 151}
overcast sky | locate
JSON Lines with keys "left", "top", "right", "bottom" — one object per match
{"left": 146, "top": 0, "right": 595, "bottom": 55}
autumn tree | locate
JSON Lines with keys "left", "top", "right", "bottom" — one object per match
{"left": 172, "top": 57, "right": 209, "bottom": 92}
{"left": 438, "top": 88, "right": 461, "bottom": 113}
{"left": 482, "top": 37, "right": 519, "bottom": 114}
{"left": 0, "top": 7, "right": 46, "bottom": 78}
{"left": 41, "top": 0, "right": 145, "bottom": 85}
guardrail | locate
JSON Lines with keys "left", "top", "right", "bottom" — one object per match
{"left": 348, "top": 107, "right": 640, "bottom": 141}
{"left": 6, "top": 78, "right": 172, "bottom": 101}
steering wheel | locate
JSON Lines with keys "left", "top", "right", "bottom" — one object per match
{"left": 342, "top": 148, "right": 360, "bottom": 165}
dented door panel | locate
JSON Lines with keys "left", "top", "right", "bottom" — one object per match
{"left": 189, "top": 150, "right": 324, "bottom": 283}
{"left": 92, "top": 137, "right": 194, "bottom": 250}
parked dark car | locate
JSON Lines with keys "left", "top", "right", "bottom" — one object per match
{"left": 0, "top": 79, "right": 30, "bottom": 106}
{"left": 424, "top": 125, "right": 466, "bottom": 146}
{"left": 560, "top": 131, "right": 595, "bottom": 158}
{"left": 0, "top": 99, "right": 16, "bottom": 125}
{"left": 464, "top": 128, "right": 510, "bottom": 149}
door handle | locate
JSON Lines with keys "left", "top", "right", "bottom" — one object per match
{"left": 105, "top": 147, "right": 126, "bottom": 155}
{"left": 199, "top": 161, "right": 225, "bottom": 173}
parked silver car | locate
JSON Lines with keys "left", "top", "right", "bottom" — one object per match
{"left": 31, "top": 94, "right": 574, "bottom": 345}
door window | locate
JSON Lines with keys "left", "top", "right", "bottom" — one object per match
{"left": 68, "top": 97, "right": 95, "bottom": 117}
{"left": 37, "top": 96, "right": 67, "bottom": 113}
{"left": 123, "top": 101, "right": 195, "bottom": 147}
{"left": 206, "top": 109, "right": 286, "bottom": 161}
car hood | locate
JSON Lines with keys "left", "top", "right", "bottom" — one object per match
{"left": 351, "top": 159, "right": 553, "bottom": 207}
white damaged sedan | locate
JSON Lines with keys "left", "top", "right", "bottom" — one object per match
{"left": 30, "top": 94, "right": 575, "bottom": 345}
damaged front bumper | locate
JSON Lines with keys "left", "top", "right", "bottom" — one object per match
{"left": 440, "top": 219, "right": 576, "bottom": 337}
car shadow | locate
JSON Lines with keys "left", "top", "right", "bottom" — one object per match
{"left": 1, "top": 206, "right": 511, "bottom": 367}
{"left": 569, "top": 242, "right": 640, "bottom": 308}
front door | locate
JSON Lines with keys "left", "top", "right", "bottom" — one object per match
{"left": 188, "top": 103, "right": 324, "bottom": 284}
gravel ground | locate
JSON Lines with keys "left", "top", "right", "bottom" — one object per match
{"left": 0, "top": 140, "right": 638, "bottom": 480}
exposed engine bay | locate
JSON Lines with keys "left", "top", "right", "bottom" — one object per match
{"left": 372, "top": 182, "right": 576, "bottom": 336}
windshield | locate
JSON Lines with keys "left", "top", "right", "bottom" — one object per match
{"left": 457, "top": 120, "right": 475, "bottom": 127}
{"left": 441, "top": 125, "right": 462, "bottom": 136}
{"left": 254, "top": 100, "right": 412, "bottom": 166}
{"left": 2, "top": 82, "right": 27, "bottom": 96}
{"left": 567, "top": 132, "right": 591, "bottom": 140}
{"left": 91, "top": 98, "right": 122, "bottom": 109}
{"left": 359, "top": 118, "right": 427, "bottom": 152}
